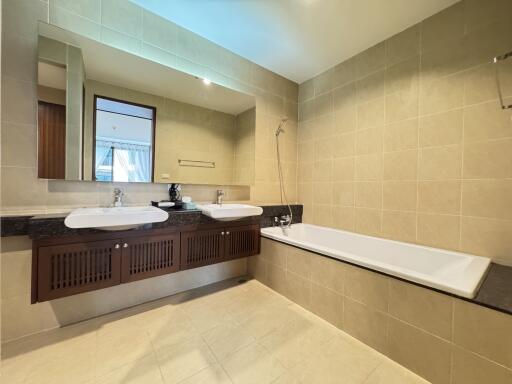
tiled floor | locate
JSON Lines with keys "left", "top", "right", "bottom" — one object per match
{"left": 1, "top": 278, "right": 430, "bottom": 384}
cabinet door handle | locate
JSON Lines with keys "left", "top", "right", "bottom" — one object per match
{"left": 115, "top": 244, "right": 120, "bottom": 249}
{"left": 123, "top": 243, "right": 129, "bottom": 248}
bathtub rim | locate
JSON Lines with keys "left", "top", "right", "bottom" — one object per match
{"left": 260, "top": 223, "right": 491, "bottom": 300}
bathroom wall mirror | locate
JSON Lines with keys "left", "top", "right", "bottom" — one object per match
{"left": 37, "top": 22, "right": 256, "bottom": 186}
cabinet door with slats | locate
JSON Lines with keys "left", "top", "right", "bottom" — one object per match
{"left": 37, "top": 240, "right": 121, "bottom": 302}
{"left": 224, "top": 224, "right": 260, "bottom": 260}
{"left": 181, "top": 229, "right": 225, "bottom": 269}
{"left": 121, "top": 233, "right": 180, "bottom": 283}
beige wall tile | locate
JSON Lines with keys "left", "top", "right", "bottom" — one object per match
{"left": 355, "top": 153, "right": 382, "bottom": 181}
{"left": 453, "top": 300, "right": 512, "bottom": 368}
{"left": 418, "top": 180, "right": 461, "bottom": 215}
{"left": 419, "top": 72, "right": 464, "bottom": 115}
{"left": 355, "top": 208, "right": 382, "bottom": 236}
{"left": 357, "top": 42, "right": 386, "bottom": 78}
{"left": 381, "top": 210, "right": 416, "bottom": 243}
{"left": 333, "top": 132, "right": 356, "bottom": 158}
{"left": 344, "top": 265, "right": 388, "bottom": 311}
{"left": 356, "top": 126, "right": 383, "bottom": 155}
{"left": 343, "top": 297, "right": 388, "bottom": 354}
{"left": 333, "top": 58, "right": 357, "bottom": 88}
{"left": 355, "top": 181, "right": 382, "bottom": 209}
{"left": 462, "top": 179, "right": 512, "bottom": 220}
{"left": 419, "top": 109, "right": 463, "bottom": 147}
{"left": 385, "top": 89, "right": 419, "bottom": 123}
{"left": 286, "top": 246, "right": 312, "bottom": 280}
{"left": 357, "top": 98, "right": 385, "bottom": 131}
{"left": 452, "top": 346, "right": 512, "bottom": 384}
{"left": 383, "top": 119, "right": 418, "bottom": 152}
{"left": 464, "top": 101, "right": 512, "bottom": 142}
{"left": 333, "top": 157, "right": 355, "bottom": 181}
{"left": 310, "top": 283, "right": 343, "bottom": 328}
{"left": 418, "top": 145, "right": 462, "bottom": 180}
{"left": 334, "top": 106, "right": 357, "bottom": 133}
{"left": 386, "top": 26, "right": 420, "bottom": 66}
{"left": 383, "top": 181, "right": 417, "bottom": 211}
{"left": 417, "top": 213, "right": 460, "bottom": 250}
{"left": 387, "top": 317, "right": 452, "bottom": 384}
{"left": 314, "top": 68, "right": 334, "bottom": 96}
{"left": 285, "top": 271, "right": 312, "bottom": 310}
{"left": 357, "top": 70, "right": 385, "bottom": 103}
{"left": 421, "top": 1, "right": 465, "bottom": 52}
{"left": 333, "top": 82, "right": 356, "bottom": 111}
{"left": 310, "top": 254, "right": 345, "bottom": 294}
{"left": 463, "top": 139, "right": 512, "bottom": 179}
{"left": 332, "top": 206, "right": 355, "bottom": 231}
{"left": 383, "top": 150, "right": 418, "bottom": 181}
{"left": 389, "top": 280, "right": 453, "bottom": 340}
{"left": 460, "top": 216, "right": 512, "bottom": 264}
{"left": 332, "top": 182, "right": 354, "bottom": 207}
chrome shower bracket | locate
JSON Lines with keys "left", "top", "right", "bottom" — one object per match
{"left": 493, "top": 51, "right": 512, "bottom": 110}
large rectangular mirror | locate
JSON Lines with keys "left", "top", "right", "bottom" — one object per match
{"left": 37, "top": 22, "right": 256, "bottom": 186}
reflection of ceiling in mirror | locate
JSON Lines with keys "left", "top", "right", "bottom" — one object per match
{"left": 96, "top": 111, "right": 152, "bottom": 145}
{"left": 38, "top": 23, "right": 256, "bottom": 116}
{"left": 38, "top": 61, "right": 66, "bottom": 90}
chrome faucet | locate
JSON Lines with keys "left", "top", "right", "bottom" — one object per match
{"left": 113, "top": 188, "right": 124, "bottom": 207}
{"left": 274, "top": 214, "right": 291, "bottom": 228}
{"left": 216, "top": 189, "right": 224, "bottom": 206}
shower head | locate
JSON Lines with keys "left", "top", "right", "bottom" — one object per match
{"left": 275, "top": 118, "right": 288, "bottom": 136}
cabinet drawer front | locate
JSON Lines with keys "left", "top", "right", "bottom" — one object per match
{"left": 225, "top": 224, "right": 260, "bottom": 260}
{"left": 121, "top": 234, "right": 180, "bottom": 283}
{"left": 37, "top": 240, "right": 121, "bottom": 301}
{"left": 181, "top": 229, "right": 225, "bottom": 269}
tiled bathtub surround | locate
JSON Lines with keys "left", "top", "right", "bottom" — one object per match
{"left": 248, "top": 238, "right": 512, "bottom": 384}
{"left": 297, "top": 0, "right": 512, "bottom": 266}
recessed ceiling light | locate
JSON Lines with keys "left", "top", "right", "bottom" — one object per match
{"left": 202, "top": 78, "right": 211, "bottom": 85}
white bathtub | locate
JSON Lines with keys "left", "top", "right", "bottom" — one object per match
{"left": 261, "top": 223, "right": 491, "bottom": 299}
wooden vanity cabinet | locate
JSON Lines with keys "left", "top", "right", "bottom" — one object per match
{"left": 33, "top": 223, "right": 260, "bottom": 302}
{"left": 37, "top": 239, "right": 122, "bottom": 301}
{"left": 120, "top": 233, "right": 180, "bottom": 283}
{"left": 181, "top": 224, "right": 260, "bottom": 269}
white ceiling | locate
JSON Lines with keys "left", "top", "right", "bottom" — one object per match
{"left": 132, "top": 0, "right": 459, "bottom": 83}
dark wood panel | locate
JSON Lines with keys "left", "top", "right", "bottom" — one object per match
{"left": 121, "top": 233, "right": 180, "bottom": 283}
{"left": 37, "top": 240, "right": 121, "bottom": 301}
{"left": 224, "top": 224, "right": 260, "bottom": 260}
{"left": 181, "top": 228, "right": 225, "bottom": 269}
{"left": 38, "top": 101, "right": 66, "bottom": 179}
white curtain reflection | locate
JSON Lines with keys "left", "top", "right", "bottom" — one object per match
{"left": 96, "top": 139, "right": 151, "bottom": 182}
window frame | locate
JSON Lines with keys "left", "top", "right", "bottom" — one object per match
{"left": 92, "top": 94, "right": 156, "bottom": 183}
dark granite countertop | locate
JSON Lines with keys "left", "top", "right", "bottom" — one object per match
{"left": 473, "top": 263, "right": 512, "bottom": 315}
{"left": 0, "top": 204, "right": 303, "bottom": 239}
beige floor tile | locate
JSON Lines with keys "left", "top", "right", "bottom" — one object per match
{"left": 96, "top": 331, "right": 155, "bottom": 377}
{"left": 290, "top": 335, "right": 383, "bottom": 384}
{"left": 1, "top": 278, "right": 431, "bottom": 384}
{"left": 221, "top": 343, "right": 287, "bottom": 384}
{"left": 364, "top": 361, "right": 430, "bottom": 384}
{"left": 202, "top": 321, "right": 256, "bottom": 360}
{"left": 259, "top": 311, "right": 335, "bottom": 369}
{"left": 95, "top": 355, "right": 164, "bottom": 384}
{"left": 156, "top": 337, "right": 216, "bottom": 384}
{"left": 177, "top": 364, "right": 232, "bottom": 384}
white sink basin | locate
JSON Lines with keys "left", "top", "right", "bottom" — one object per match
{"left": 64, "top": 206, "right": 169, "bottom": 230}
{"left": 197, "top": 204, "right": 263, "bottom": 221}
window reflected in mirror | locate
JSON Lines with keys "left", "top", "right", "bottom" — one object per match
{"left": 93, "top": 97, "right": 155, "bottom": 182}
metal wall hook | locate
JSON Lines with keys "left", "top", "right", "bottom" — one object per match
{"left": 493, "top": 51, "right": 512, "bottom": 110}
